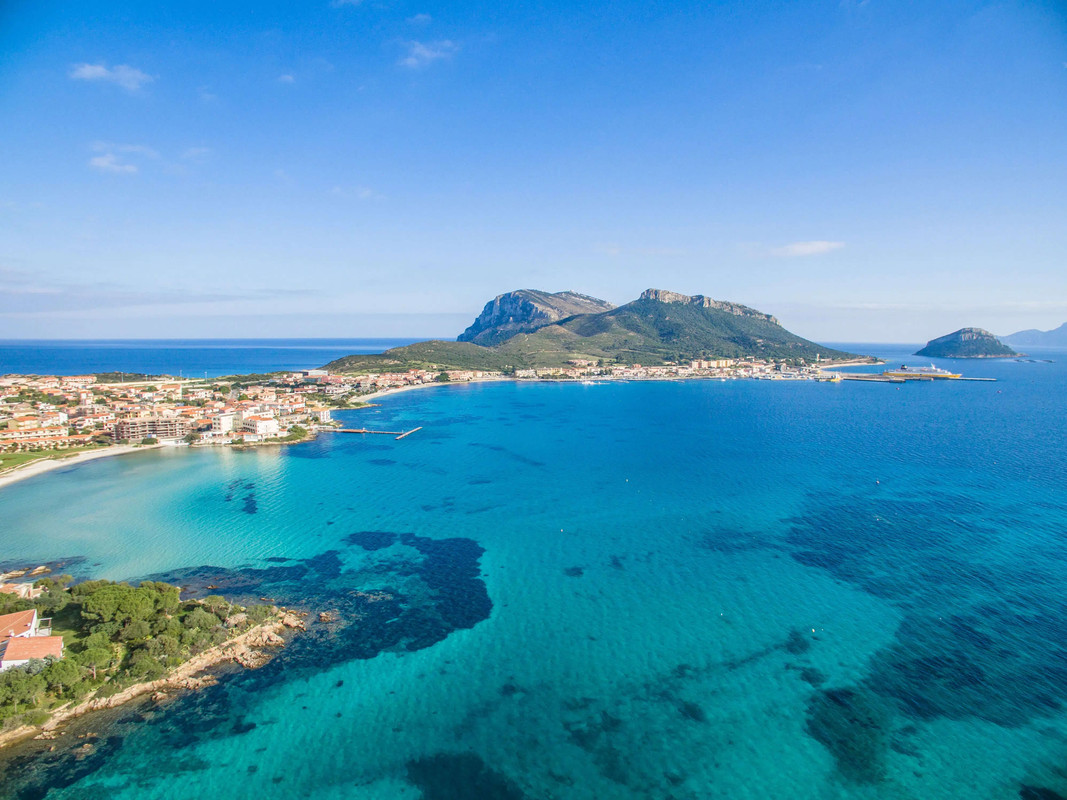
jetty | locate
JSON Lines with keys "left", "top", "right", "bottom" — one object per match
{"left": 835, "top": 373, "right": 996, "bottom": 384}
{"left": 334, "top": 427, "right": 423, "bottom": 440}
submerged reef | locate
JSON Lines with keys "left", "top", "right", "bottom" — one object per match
{"left": 0, "top": 533, "right": 492, "bottom": 798}
{"left": 406, "top": 752, "right": 526, "bottom": 800}
{"left": 805, "top": 686, "right": 892, "bottom": 784}
{"left": 787, "top": 488, "right": 1067, "bottom": 728}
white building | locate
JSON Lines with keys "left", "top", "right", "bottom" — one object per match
{"left": 211, "top": 413, "right": 236, "bottom": 433}
{"left": 242, "top": 416, "right": 280, "bottom": 436}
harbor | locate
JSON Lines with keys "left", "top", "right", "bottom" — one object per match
{"left": 831, "top": 364, "right": 997, "bottom": 383}
{"left": 333, "top": 426, "right": 423, "bottom": 440}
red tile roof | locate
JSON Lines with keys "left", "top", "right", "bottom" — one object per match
{"left": 2, "top": 636, "right": 64, "bottom": 662}
{"left": 0, "top": 610, "right": 36, "bottom": 638}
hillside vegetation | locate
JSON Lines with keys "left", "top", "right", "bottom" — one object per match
{"left": 915, "top": 328, "right": 1018, "bottom": 358}
{"left": 0, "top": 577, "right": 275, "bottom": 734}
{"left": 324, "top": 288, "right": 862, "bottom": 372}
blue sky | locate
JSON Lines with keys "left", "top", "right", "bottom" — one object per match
{"left": 1, "top": 0, "right": 1065, "bottom": 342}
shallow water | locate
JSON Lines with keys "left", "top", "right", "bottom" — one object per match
{"left": 1, "top": 347, "right": 1066, "bottom": 799}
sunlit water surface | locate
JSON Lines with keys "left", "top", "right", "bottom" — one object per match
{"left": 1, "top": 346, "right": 1065, "bottom": 799}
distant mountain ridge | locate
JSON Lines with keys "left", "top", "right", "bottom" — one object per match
{"left": 915, "top": 328, "right": 1018, "bottom": 358}
{"left": 458, "top": 290, "right": 615, "bottom": 346}
{"left": 324, "top": 287, "right": 864, "bottom": 372}
{"left": 1002, "top": 322, "right": 1067, "bottom": 348}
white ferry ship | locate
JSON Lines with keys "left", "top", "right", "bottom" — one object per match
{"left": 882, "top": 364, "right": 961, "bottom": 380}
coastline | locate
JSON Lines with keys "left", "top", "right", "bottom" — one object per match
{"left": 0, "top": 443, "right": 164, "bottom": 492}
{"left": 354, "top": 377, "right": 506, "bottom": 403}
{"left": 0, "top": 614, "right": 298, "bottom": 751}
{"left": 0, "top": 367, "right": 876, "bottom": 493}
{"left": 817, "top": 358, "right": 883, "bottom": 371}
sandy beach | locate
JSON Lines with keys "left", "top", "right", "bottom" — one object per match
{"left": 355, "top": 377, "right": 507, "bottom": 403}
{"left": 0, "top": 444, "right": 164, "bottom": 492}
{"left": 817, "top": 358, "right": 883, "bottom": 371}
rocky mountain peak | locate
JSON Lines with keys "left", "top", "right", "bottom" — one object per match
{"left": 639, "top": 289, "right": 778, "bottom": 325}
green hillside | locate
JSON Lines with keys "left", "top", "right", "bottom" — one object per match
{"left": 498, "top": 298, "right": 855, "bottom": 365}
{"left": 324, "top": 341, "right": 520, "bottom": 373}
{"left": 915, "top": 328, "right": 1018, "bottom": 358}
{"left": 324, "top": 289, "right": 864, "bottom": 373}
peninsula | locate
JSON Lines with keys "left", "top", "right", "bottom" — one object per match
{"left": 326, "top": 287, "right": 870, "bottom": 372}
{"left": 915, "top": 328, "right": 1019, "bottom": 358}
{"left": 0, "top": 570, "right": 302, "bottom": 749}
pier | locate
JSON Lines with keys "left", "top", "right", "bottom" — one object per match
{"left": 334, "top": 427, "right": 423, "bottom": 440}
{"left": 837, "top": 374, "right": 996, "bottom": 384}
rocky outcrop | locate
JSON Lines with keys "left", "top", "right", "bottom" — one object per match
{"left": 915, "top": 328, "right": 1018, "bottom": 358}
{"left": 639, "top": 289, "right": 778, "bottom": 324}
{"left": 279, "top": 611, "right": 306, "bottom": 630}
{"left": 458, "top": 290, "right": 615, "bottom": 345}
{"left": 0, "top": 619, "right": 290, "bottom": 749}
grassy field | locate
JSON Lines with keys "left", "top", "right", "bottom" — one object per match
{"left": 46, "top": 603, "right": 86, "bottom": 648}
{"left": 0, "top": 445, "right": 108, "bottom": 474}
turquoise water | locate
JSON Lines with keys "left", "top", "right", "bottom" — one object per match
{"left": 1, "top": 348, "right": 1066, "bottom": 798}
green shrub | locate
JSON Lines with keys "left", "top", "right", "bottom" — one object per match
{"left": 245, "top": 604, "right": 274, "bottom": 624}
{"left": 22, "top": 710, "right": 50, "bottom": 726}
{"left": 183, "top": 608, "right": 220, "bottom": 631}
{"left": 127, "top": 650, "right": 165, "bottom": 681}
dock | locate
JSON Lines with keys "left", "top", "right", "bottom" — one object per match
{"left": 334, "top": 427, "right": 423, "bottom": 440}
{"left": 837, "top": 374, "right": 996, "bottom": 384}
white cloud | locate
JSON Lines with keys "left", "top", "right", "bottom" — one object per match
{"left": 408, "top": 13, "right": 433, "bottom": 25}
{"left": 331, "top": 185, "right": 383, "bottom": 201}
{"left": 92, "top": 141, "right": 159, "bottom": 159}
{"left": 70, "top": 62, "right": 153, "bottom": 91}
{"left": 182, "top": 147, "right": 212, "bottom": 162}
{"left": 770, "top": 240, "right": 845, "bottom": 257}
{"left": 399, "top": 40, "right": 458, "bottom": 68}
{"left": 277, "top": 74, "right": 296, "bottom": 84}
{"left": 331, "top": 0, "right": 363, "bottom": 6}
{"left": 88, "top": 154, "right": 137, "bottom": 174}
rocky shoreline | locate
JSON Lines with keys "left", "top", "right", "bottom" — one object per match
{"left": 0, "top": 611, "right": 306, "bottom": 751}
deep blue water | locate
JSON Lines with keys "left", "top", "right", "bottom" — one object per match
{"left": 0, "top": 339, "right": 422, "bottom": 377}
{"left": 0, "top": 346, "right": 1064, "bottom": 799}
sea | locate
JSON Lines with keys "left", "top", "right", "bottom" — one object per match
{"left": 0, "top": 339, "right": 422, "bottom": 378}
{"left": 0, "top": 343, "right": 1065, "bottom": 799}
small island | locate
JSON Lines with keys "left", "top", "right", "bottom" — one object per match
{"left": 915, "top": 328, "right": 1019, "bottom": 359}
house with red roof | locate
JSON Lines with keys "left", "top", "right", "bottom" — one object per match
{"left": 0, "top": 608, "right": 63, "bottom": 671}
{"left": 0, "top": 636, "right": 64, "bottom": 670}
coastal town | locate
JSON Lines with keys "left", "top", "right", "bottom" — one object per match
{"left": 0, "top": 358, "right": 845, "bottom": 457}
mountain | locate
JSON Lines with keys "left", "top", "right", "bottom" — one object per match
{"left": 915, "top": 328, "right": 1018, "bottom": 358}
{"left": 492, "top": 289, "right": 856, "bottom": 365}
{"left": 458, "top": 290, "right": 615, "bottom": 346}
{"left": 1002, "top": 322, "right": 1067, "bottom": 348}
{"left": 324, "top": 288, "right": 865, "bottom": 373}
